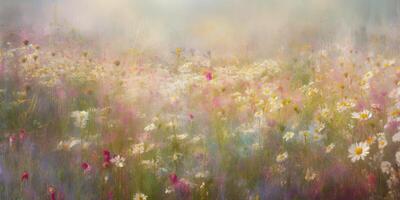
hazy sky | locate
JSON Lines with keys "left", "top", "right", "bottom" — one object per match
{"left": 1, "top": 0, "right": 399, "bottom": 55}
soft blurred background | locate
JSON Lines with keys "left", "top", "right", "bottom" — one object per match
{"left": 1, "top": 0, "right": 400, "bottom": 57}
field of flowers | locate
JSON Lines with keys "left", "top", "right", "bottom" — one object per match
{"left": 0, "top": 41, "right": 400, "bottom": 200}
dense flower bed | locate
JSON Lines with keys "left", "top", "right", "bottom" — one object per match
{"left": 0, "top": 42, "right": 400, "bottom": 199}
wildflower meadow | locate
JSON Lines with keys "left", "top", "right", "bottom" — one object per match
{"left": 1, "top": 1, "right": 400, "bottom": 200}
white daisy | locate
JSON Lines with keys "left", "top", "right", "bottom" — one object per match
{"left": 110, "top": 155, "right": 126, "bottom": 168}
{"left": 348, "top": 142, "right": 370, "bottom": 162}
{"left": 133, "top": 192, "right": 148, "bottom": 200}
{"left": 378, "top": 137, "right": 388, "bottom": 150}
{"left": 283, "top": 131, "right": 295, "bottom": 142}
{"left": 351, "top": 110, "right": 372, "bottom": 121}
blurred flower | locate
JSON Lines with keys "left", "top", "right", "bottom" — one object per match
{"left": 21, "top": 171, "right": 29, "bottom": 182}
{"left": 141, "top": 159, "right": 158, "bottom": 168}
{"left": 103, "top": 149, "right": 112, "bottom": 168}
{"left": 351, "top": 110, "right": 372, "bottom": 121}
{"left": 19, "top": 129, "right": 26, "bottom": 140}
{"left": 396, "top": 151, "right": 400, "bottom": 166}
{"left": 195, "top": 171, "right": 209, "bottom": 179}
{"left": 57, "top": 137, "right": 90, "bottom": 151}
{"left": 392, "top": 132, "right": 400, "bottom": 142}
{"left": 71, "top": 110, "right": 89, "bottom": 128}
{"left": 305, "top": 168, "right": 317, "bottom": 181}
{"left": 205, "top": 71, "right": 213, "bottom": 81}
{"left": 387, "top": 175, "right": 399, "bottom": 189}
{"left": 169, "top": 173, "right": 191, "bottom": 197}
{"left": 130, "top": 142, "right": 145, "bottom": 155}
{"left": 144, "top": 123, "right": 156, "bottom": 132}
{"left": 366, "top": 136, "right": 377, "bottom": 145}
{"left": 190, "top": 135, "right": 202, "bottom": 143}
{"left": 165, "top": 187, "right": 173, "bottom": 194}
{"left": 283, "top": 131, "right": 295, "bottom": 142}
{"left": 173, "top": 152, "right": 183, "bottom": 161}
{"left": 315, "top": 121, "right": 326, "bottom": 133}
{"left": 189, "top": 113, "right": 194, "bottom": 120}
{"left": 23, "top": 40, "right": 29, "bottom": 46}
{"left": 348, "top": 142, "right": 370, "bottom": 162}
{"left": 377, "top": 137, "right": 387, "bottom": 150}
{"left": 381, "top": 161, "right": 392, "bottom": 174}
{"left": 9, "top": 135, "right": 16, "bottom": 146}
{"left": 276, "top": 152, "right": 288, "bottom": 163}
{"left": 336, "top": 99, "right": 356, "bottom": 112}
{"left": 130, "top": 142, "right": 154, "bottom": 155}
{"left": 81, "top": 162, "right": 92, "bottom": 173}
{"left": 48, "top": 186, "right": 56, "bottom": 200}
{"left": 325, "top": 143, "right": 335, "bottom": 153}
{"left": 133, "top": 193, "right": 148, "bottom": 200}
{"left": 168, "top": 134, "right": 188, "bottom": 141}
{"left": 110, "top": 155, "right": 126, "bottom": 168}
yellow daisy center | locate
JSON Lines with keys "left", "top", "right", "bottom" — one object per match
{"left": 366, "top": 137, "right": 375, "bottom": 144}
{"left": 355, "top": 147, "right": 363, "bottom": 155}
{"left": 360, "top": 113, "right": 369, "bottom": 119}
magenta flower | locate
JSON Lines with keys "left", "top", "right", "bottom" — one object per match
{"left": 81, "top": 162, "right": 92, "bottom": 173}
{"left": 103, "top": 150, "right": 112, "bottom": 168}
{"left": 169, "top": 173, "right": 191, "bottom": 198}
{"left": 48, "top": 186, "right": 56, "bottom": 200}
{"left": 205, "top": 71, "right": 213, "bottom": 81}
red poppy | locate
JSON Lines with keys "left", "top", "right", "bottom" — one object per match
{"left": 21, "top": 171, "right": 29, "bottom": 181}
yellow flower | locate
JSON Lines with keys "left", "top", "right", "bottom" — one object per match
{"left": 366, "top": 136, "right": 376, "bottom": 145}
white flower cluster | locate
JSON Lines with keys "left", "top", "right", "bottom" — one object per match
{"left": 71, "top": 110, "right": 89, "bottom": 128}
